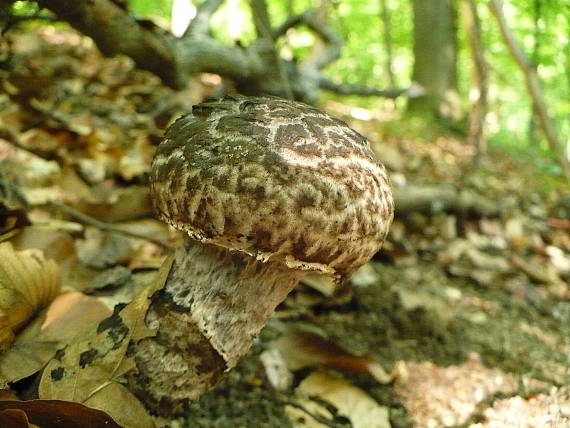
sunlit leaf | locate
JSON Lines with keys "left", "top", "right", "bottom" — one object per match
{"left": 0, "top": 243, "right": 60, "bottom": 352}
{"left": 0, "top": 292, "right": 111, "bottom": 383}
{"left": 39, "top": 256, "right": 173, "bottom": 428}
{"left": 286, "top": 371, "right": 390, "bottom": 428}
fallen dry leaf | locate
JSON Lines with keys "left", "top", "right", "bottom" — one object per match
{"left": 285, "top": 371, "right": 390, "bottom": 428}
{"left": 0, "top": 408, "right": 31, "bottom": 428}
{"left": 0, "top": 399, "right": 122, "bottom": 428}
{"left": 76, "top": 185, "right": 153, "bottom": 223}
{"left": 76, "top": 227, "right": 134, "bottom": 269}
{"left": 0, "top": 242, "right": 61, "bottom": 351}
{"left": 260, "top": 348, "right": 293, "bottom": 391}
{"left": 0, "top": 292, "right": 111, "bottom": 383}
{"left": 271, "top": 329, "right": 393, "bottom": 384}
{"left": 39, "top": 256, "right": 173, "bottom": 428}
{"left": 12, "top": 225, "right": 100, "bottom": 292}
{"left": 349, "top": 263, "right": 381, "bottom": 287}
{"left": 301, "top": 273, "right": 337, "bottom": 297}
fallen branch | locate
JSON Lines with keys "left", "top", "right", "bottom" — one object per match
{"left": 320, "top": 78, "right": 425, "bottom": 99}
{"left": 33, "top": 0, "right": 420, "bottom": 103}
{"left": 393, "top": 185, "right": 499, "bottom": 217}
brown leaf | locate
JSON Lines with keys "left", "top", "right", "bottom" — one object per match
{"left": 0, "top": 409, "right": 32, "bottom": 428}
{"left": 0, "top": 292, "right": 111, "bottom": 383}
{"left": 285, "top": 371, "right": 391, "bottom": 428}
{"left": 0, "top": 389, "right": 20, "bottom": 401}
{"left": 272, "top": 329, "right": 392, "bottom": 384}
{"left": 0, "top": 243, "right": 61, "bottom": 350}
{"left": 0, "top": 400, "right": 122, "bottom": 428}
{"left": 76, "top": 227, "right": 134, "bottom": 269}
{"left": 38, "top": 257, "right": 174, "bottom": 428}
{"left": 76, "top": 185, "right": 153, "bottom": 223}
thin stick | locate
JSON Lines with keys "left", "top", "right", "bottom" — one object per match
{"left": 49, "top": 201, "right": 173, "bottom": 249}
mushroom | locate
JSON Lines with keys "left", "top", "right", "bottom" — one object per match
{"left": 130, "top": 96, "right": 394, "bottom": 413}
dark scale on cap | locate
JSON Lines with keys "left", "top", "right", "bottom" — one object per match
{"left": 150, "top": 96, "right": 394, "bottom": 279}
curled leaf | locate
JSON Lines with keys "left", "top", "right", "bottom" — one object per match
{"left": 271, "top": 329, "right": 394, "bottom": 384}
{"left": 0, "top": 242, "right": 61, "bottom": 350}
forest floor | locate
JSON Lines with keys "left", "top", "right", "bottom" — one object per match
{"left": 1, "top": 28, "right": 569, "bottom": 428}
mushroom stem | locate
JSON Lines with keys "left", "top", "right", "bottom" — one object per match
{"left": 127, "top": 239, "right": 304, "bottom": 414}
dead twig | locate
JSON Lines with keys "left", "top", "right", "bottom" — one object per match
{"left": 48, "top": 201, "right": 173, "bottom": 249}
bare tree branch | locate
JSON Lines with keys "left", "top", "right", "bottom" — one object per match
{"left": 183, "top": 0, "right": 224, "bottom": 39}
{"left": 271, "top": 8, "right": 340, "bottom": 70}
{"left": 320, "top": 78, "right": 425, "bottom": 99}
{"left": 48, "top": 202, "right": 173, "bottom": 249}
{"left": 35, "top": 0, "right": 423, "bottom": 104}
{"left": 271, "top": 10, "right": 312, "bottom": 39}
{"left": 489, "top": 0, "right": 570, "bottom": 182}
{"left": 394, "top": 185, "right": 499, "bottom": 218}
{"left": 462, "top": 0, "right": 488, "bottom": 160}
{"left": 250, "top": 0, "right": 273, "bottom": 40}
{"left": 37, "top": 0, "right": 182, "bottom": 86}
{"left": 301, "top": 12, "right": 341, "bottom": 70}
{"left": 249, "top": 0, "right": 293, "bottom": 99}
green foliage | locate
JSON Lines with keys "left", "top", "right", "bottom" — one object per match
{"left": 128, "top": 0, "right": 173, "bottom": 21}
{"left": 327, "top": 1, "right": 413, "bottom": 89}
{"left": 11, "top": 1, "right": 39, "bottom": 15}
{"left": 268, "top": 0, "right": 413, "bottom": 89}
{"left": 119, "top": 0, "right": 570, "bottom": 160}
{"left": 209, "top": 1, "right": 256, "bottom": 44}
{"left": 476, "top": 0, "right": 569, "bottom": 152}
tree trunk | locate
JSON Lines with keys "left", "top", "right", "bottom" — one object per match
{"left": 462, "top": 0, "right": 488, "bottom": 160}
{"left": 489, "top": 0, "right": 570, "bottom": 182}
{"left": 307, "top": 0, "right": 331, "bottom": 68}
{"left": 408, "top": 0, "right": 461, "bottom": 120}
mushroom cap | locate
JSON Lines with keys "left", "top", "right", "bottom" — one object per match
{"left": 150, "top": 96, "right": 394, "bottom": 279}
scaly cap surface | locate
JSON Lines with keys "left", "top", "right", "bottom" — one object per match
{"left": 150, "top": 96, "right": 394, "bottom": 279}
